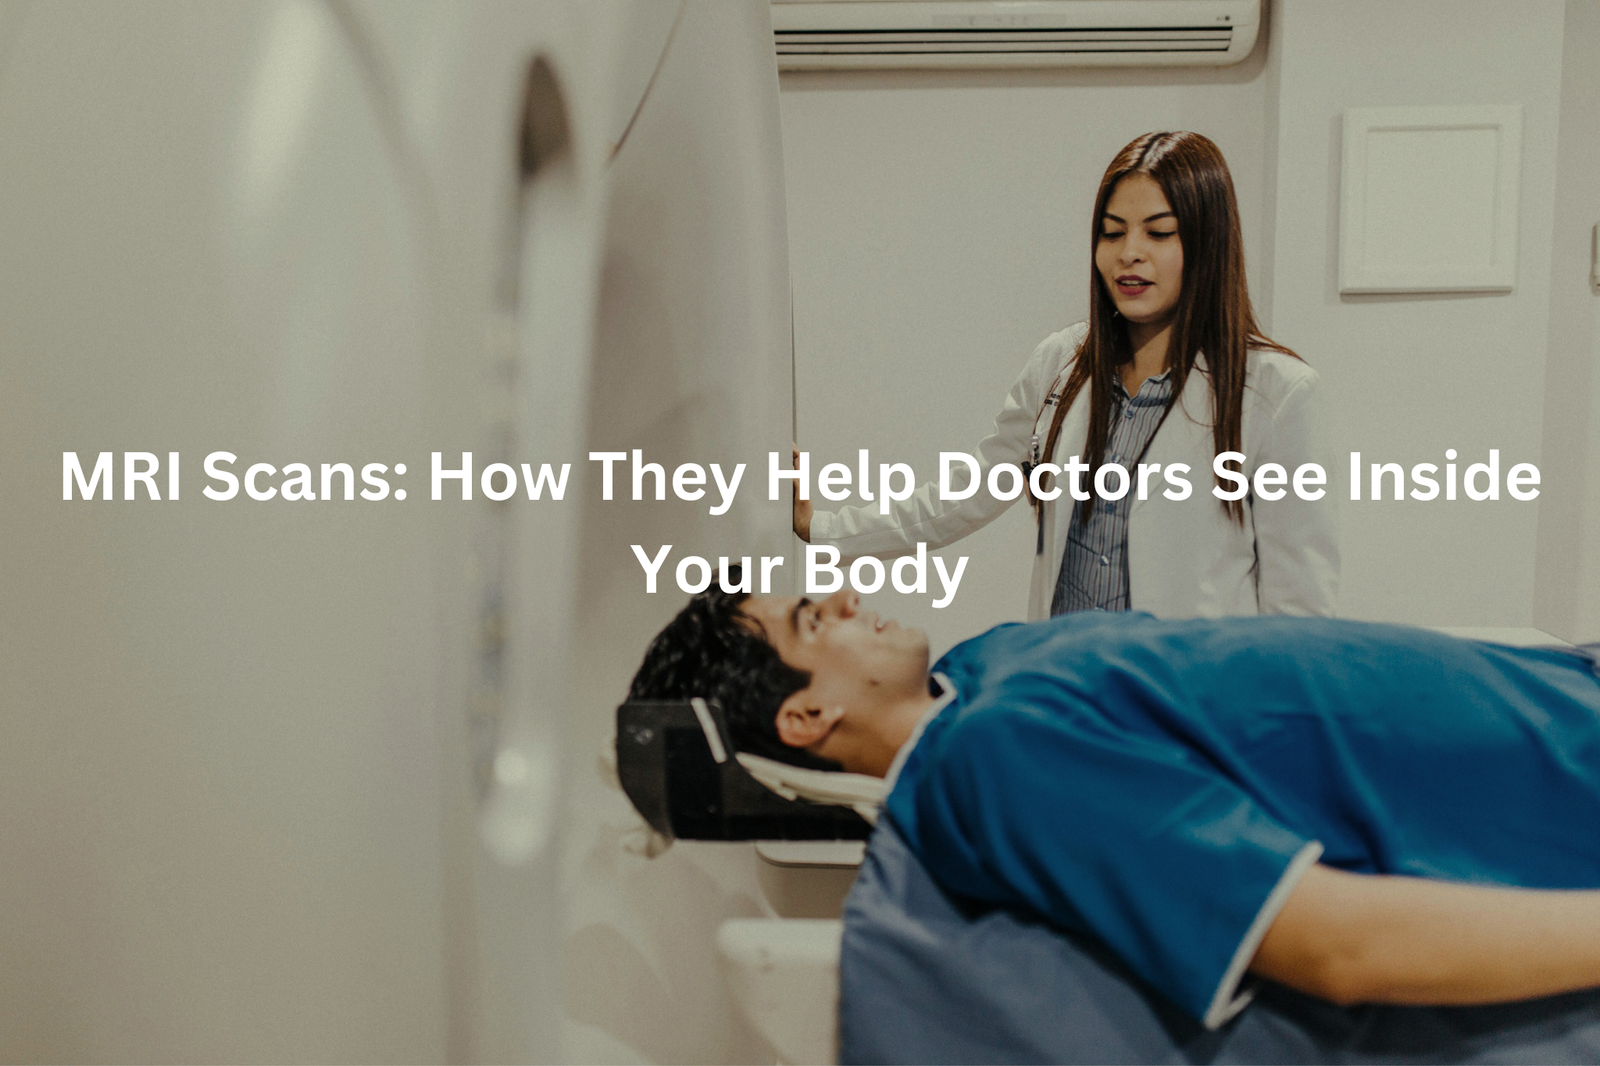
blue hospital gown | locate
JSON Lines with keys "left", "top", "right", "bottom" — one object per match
{"left": 883, "top": 612, "right": 1600, "bottom": 1028}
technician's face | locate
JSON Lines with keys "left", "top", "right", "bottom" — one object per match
{"left": 738, "top": 590, "right": 929, "bottom": 707}
{"left": 1095, "top": 173, "right": 1184, "bottom": 331}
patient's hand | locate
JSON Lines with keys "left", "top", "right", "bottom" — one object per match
{"left": 792, "top": 445, "right": 812, "bottom": 542}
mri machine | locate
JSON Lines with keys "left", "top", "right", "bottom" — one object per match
{"left": 0, "top": 0, "right": 820, "bottom": 1061}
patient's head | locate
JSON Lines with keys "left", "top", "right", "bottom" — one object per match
{"left": 630, "top": 586, "right": 935, "bottom": 777}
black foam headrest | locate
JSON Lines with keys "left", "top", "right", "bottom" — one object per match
{"left": 615, "top": 699, "right": 872, "bottom": 842}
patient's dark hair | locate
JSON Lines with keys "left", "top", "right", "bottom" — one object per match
{"left": 628, "top": 576, "right": 840, "bottom": 770}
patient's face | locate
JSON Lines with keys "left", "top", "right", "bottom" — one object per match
{"left": 740, "top": 590, "right": 930, "bottom": 706}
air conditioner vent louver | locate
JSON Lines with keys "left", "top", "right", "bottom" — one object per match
{"left": 777, "top": 27, "right": 1233, "bottom": 56}
{"left": 772, "top": 1, "right": 1260, "bottom": 70}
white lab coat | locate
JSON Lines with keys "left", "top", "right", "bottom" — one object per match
{"left": 808, "top": 322, "right": 1340, "bottom": 620}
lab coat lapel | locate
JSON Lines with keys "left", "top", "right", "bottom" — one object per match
{"left": 1043, "top": 383, "right": 1093, "bottom": 582}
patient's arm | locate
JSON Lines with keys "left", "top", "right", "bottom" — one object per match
{"left": 1252, "top": 863, "right": 1600, "bottom": 1008}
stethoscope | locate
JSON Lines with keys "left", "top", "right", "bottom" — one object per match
{"left": 1022, "top": 377, "right": 1068, "bottom": 557}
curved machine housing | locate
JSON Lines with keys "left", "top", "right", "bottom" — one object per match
{"left": 0, "top": 0, "right": 797, "bottom": 1060}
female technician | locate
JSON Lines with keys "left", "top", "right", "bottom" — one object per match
{"left": 795, "top": 131, "right": 1337, "bottom": 619}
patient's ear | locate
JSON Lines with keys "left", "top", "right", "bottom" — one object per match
{"left": 775, "top": 696, "right": 845, "bottom": 751}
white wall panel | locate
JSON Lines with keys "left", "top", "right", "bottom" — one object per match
{"left": 1338, "top": 105, "right": 1522, "bottom": 294}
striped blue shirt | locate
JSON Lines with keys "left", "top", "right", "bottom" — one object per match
{"left": 1051, "top": 370, "right": 1173, "bottom": 615}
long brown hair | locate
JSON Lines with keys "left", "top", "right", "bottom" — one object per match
{"left": 1035, "top": 131, "right": 1298, "bottom": 524}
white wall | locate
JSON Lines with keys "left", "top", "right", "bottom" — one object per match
{"left": 782, "top": 49, "right": 1274, "bottom": 658}
{"left": 1265, "top": 0, "right": 1567, "bottom": 626}
{"left": 1532, "top": 0, "right": 1600, "bottom": 641}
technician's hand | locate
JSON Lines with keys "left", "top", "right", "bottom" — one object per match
{"left": 792, "top": 445, "right": 812, "bottom": 542}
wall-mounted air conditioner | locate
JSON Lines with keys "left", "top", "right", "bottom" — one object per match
{"left": 772, "top": 0, "right": 1261, "bottom": 70}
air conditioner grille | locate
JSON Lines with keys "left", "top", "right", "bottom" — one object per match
{"left": 771, "top": 0, "right": 1260, "bottom": 70}
{"left": 776, "top": 26, "right": 1232, "bottom": 56}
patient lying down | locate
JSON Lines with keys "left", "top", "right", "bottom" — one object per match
{"left": 630, "top": 585, "right": 1600, "bottom": 1029}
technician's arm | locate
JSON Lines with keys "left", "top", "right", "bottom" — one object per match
{"left": 1252, "top": 863, "right": 1600, "bottom": 1007}
{"left": 805, "top": 325, "right": 1082, "bottom": 560}
{"left": 794, "top": 446, "right": 813, "bottom": 541}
